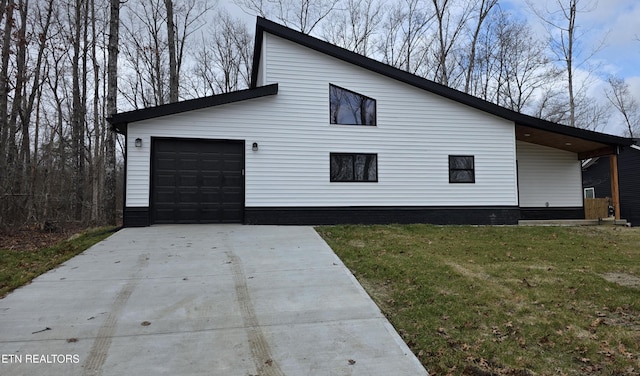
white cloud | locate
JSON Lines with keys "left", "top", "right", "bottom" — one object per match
{"left": 628, "top": 76, "right": 640, "bottom": 99}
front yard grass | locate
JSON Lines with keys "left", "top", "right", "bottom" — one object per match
{"left": 317, "top": 225, "right": 640, "bottom": 375}
{"left": 0, "top": 227, "right": 117, "bottom": 298}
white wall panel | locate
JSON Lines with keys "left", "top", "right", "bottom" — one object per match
{"left": 516, "top": 141, "right": 583, "bottom": 207}
{"left": 126, "top": 33, "right": 519, "bottom": 208}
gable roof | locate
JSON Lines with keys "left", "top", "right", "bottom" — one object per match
{"left": 108, "top": 84, "right": 278, "bottom": 134}
{"left": 251, "top": 17, "right": 632, "bottom": 158}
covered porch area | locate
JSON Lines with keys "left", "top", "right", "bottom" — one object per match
{"left": 514, "top": 123, "right": 632, "bottom": 222}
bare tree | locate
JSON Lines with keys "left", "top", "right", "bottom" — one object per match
{"left": 120, "top": 0, "right": 211, "bottom": 107}
{"left": 528, "top": 0, "right": 603, "bottom": 128}
{"left": 378, "top": 0, "right": 434, "bottom": 74}
{"left": 234, "top": 0, "right": 339, "bottom": 34}
{"left": 488, "top": 11, "right": 558, "bottom": 113}
{"left": 21, "top": 0, "right": 56, "bottom": 221}
{"left": 322, "top": 0, "right": 383, "bottom": 56}
{"left": 189, "top": 10, "right": 253, "bottom": 96}
{"left": 462, "top": 0, "right": 498, "bottom": 93}
{"left": 606, "top": 76, "right": 640, "bottom": 138}
{"left": 430, "top": 0, "right": 474, "bottom": 87}
{"left": 122, "top": 0, "right": 167, "bottom": 106}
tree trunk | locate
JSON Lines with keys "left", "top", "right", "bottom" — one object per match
{"left": 0, "top": 1, "right": 13, "bottom": 179}
{"left": 567, "top": 0, "right": 576, "bottom": 127}
{"left": 72, "top": 0, "right": 86, "bottom": 221}
{"left": 90, "top": 0, "right": 100, "bottom": 224}
{"left": 105, "top": 0, "right": 120, "bottom": 226}
{"left": 165, "top": 0, "right": 178, "bottom": 102}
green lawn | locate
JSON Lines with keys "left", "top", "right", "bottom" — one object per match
{"left": 317, "top": 225, "right": 640, "bottom": 375}
{"left": 0, "top": 227, "right": 117, "bottom": 298}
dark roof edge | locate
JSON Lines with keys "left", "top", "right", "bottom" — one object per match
{"left": 108, "top": 83, "right": 279, "bottom": 134}
{"left": 252, "top": 17, "right": 631, "bottom": 147}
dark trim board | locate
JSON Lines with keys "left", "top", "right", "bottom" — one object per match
{"left": 108, "top": 84, "right": 278, "bottom": 134}
{"left": 123, "top": 206, "right": 589, "bottom": 226}
{"left": 245, "top": 206, "right": 521, "bottom": 225}
{"left": 124, "top": 207, "right": 150, "bottom": 227}
{"left": 519, "top": 207, "right": 584, "bottom": 220}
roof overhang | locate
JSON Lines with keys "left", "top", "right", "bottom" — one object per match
{"left": 515, "top": 124, "right": 622, "bottom": 159}
{"left": 107, "top": 84, "right": 279, "bottom": 134}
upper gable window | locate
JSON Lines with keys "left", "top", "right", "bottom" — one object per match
{"left": 329, "top": 84, "right": 376, "bottom": 126}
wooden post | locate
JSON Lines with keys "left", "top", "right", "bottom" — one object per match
{"left": 609, "top": 154, "right": 621, "bottom": 220}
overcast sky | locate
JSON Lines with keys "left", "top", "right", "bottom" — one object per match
{"left": 502, "top": 0, "right": 640, "bottom": 95}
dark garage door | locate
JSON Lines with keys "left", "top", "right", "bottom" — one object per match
{"left": 152, "top": 138, "right": 244, "bottom": 224}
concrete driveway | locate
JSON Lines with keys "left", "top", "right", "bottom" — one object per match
{"left": 0, "top": 225, "right": 428, "bottom": 376}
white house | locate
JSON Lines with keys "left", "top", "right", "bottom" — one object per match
{"left": 109, "top": 17, "right": 632, "bottom": 227}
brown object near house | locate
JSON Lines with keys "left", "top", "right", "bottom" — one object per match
{"left": 584, "top": 198, "right": 610, "bottom": 219}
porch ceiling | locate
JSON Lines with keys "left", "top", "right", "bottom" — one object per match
{"left": 515, "top": 125, "right": 615, "bottom": 159}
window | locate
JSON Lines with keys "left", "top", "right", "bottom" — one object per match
{"left": 330, "top": 153, "right": 378, "bottom": 182}
{"left": 329, "top": 84, "right": 376, "bottom": 126}
{"left": 584, "top": 187, "right": 595, "bottom": 199}
{"left": 449, "top": 155, "right": 475, "bottom": 183}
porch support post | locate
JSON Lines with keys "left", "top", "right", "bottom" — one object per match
{"left": 609, "top": 153, "right": 621, "bottom": 220}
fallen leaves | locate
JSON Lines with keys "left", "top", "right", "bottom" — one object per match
{"left": 0, "top": 229, "right": 70, "bottom": 251}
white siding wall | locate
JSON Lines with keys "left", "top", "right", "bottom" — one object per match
{"left": 516, "top": 141, "right": 583, "bottom": 207}
{"left": 126, "top": 33, "right": 519, "bottom": 208}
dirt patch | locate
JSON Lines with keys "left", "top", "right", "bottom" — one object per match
{"left": 0, "top": 229, "right": 70, "bottom": 251}
{"left": 601, "top": 273, "right": 640, "bottom": 289}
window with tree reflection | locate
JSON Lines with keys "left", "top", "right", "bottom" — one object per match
{"left": 330, "top": 153, "right": 378, "bottom": 182}
{"left": 329, "top": 84, "right": 376, "bottom": 126}
{"left": 449, "top": 155, "right": 475, "bottom": 183}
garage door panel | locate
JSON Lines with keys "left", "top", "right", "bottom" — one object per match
{"left": 222, "top": 194, "right": 240, "bottom": 208}
{"left": 154, "top": 209, "right": 176, "bottom": 222}
{"left": 177, "top": 174, "right": 198, "bottom": 187}
{"left": 176, "top": 209, "right": 199, "bottom": 223}
{"left": 223, "top": 160, "right": 243, "bottom": 171}
{"left": 156, "top": 160, "right": 177, "bottom": 170}
{"left": 200, "top": 192, "right": 222, "bottom": 202}
{"left": 152, "top": 139, "right": 244, "bottom": 224}
{"left": 223, "top": 175, "right": 243, "bottom": 186}
{"left": 155, "top": 190, "right": 177, "bottom": 203}
{"left": 201, "top": 175, "right": 222, "bottom": 186}
{"left": 156, "top": 174, "right": 176, "bottom": 187}
{"left": 178, "top": 159, "right": 199, "bottom": 170}
{"left": 178, "top": 190, "right": 200, "bottom": 203}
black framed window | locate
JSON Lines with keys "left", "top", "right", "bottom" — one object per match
{"left": 329, "top": 84, "right": 376, "bottom": 126}
{"left": 330, "top": 153, "right": 378, "bottom": 182}
{"left": 449, "top": 155, "right": 475, "bottom": 183}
